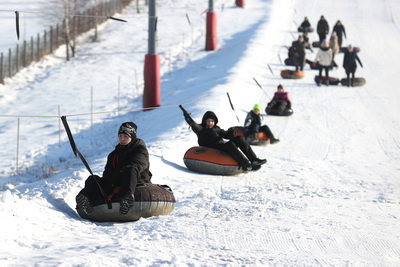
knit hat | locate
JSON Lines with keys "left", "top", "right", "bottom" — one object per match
{"left": 277, "top": 84, "right": 284, "bottom": 90}
{"left": 253, "top": 104, "right": 262, "bottom": 111}
{"left": 118, "top": 122, "right": 137, "bottom": 139}
{"left": 201, "top": 111, "right": 218, "bottom": 125}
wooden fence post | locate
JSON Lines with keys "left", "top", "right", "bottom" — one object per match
{"left": 50, "top": 26, "right": 53, "bottom": 53}
{"left": 16, "top": 44, "right": 20, "bottom": 73}
{"left": 16, "top": 117, "right": 20, "bottom": 174}
{"left": 0, "top": 52, "right": 3, "bottom": 84}
{"left": 31, "top": 36, "right": 34, "bottom": 63}
{"left": 23, "top": 40, "right": 27, "bottom": 67}
{"left": 8, "top": 48, "right": 11, "bottom": 77}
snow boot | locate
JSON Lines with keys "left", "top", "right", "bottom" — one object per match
{"left": 241, "top": 161, "right": 253, "bottom": 172}
{"left": 250, "top": 164, "right": 261, "bottom": 171}
{"left": 270, "top": 138, "right": 280, "bottom": 144}
{"left": 120, "top": 192, "right": 134, "bottom": 215}
{"left": 252, "top": 158, "right": 267, "bottom": 166}
{"left": 76, "top": 194, "right": 93, "bottom": 213}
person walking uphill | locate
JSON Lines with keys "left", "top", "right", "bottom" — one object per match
{"left": 299, "top": 16, "right": 311, "bottom": 32}
{"left": 181, "top": 107, "right": 266, "bottom": 172}
{"left": 329, "top": 31, "right": 340, "bottom": 68}
{"left": 244, "top": 104, "right": 280, "bottom": 144}
{"left": 332, "top": 20, "right": 347, "bottom": 50}
{"left": 76, "top": 122, "right": 152, "bottom": 215}
{"left": 317, "top": 15, "right": 329, "bottom": 43}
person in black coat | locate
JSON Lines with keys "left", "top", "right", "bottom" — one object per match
{"left": 76, "top": 122, "right": 152, "bottom": 215}
{"left": 299, "top": 17, "right": 311, "bottom": 32}
{"left": 332, "top": 20, "right": 347, "bottom": 50}
{"left": 183, "top": 110, "right": 266, "bottom": 171}
{"left": 317, "top": 15, "right": 329, "bottom": 43}
{"left": 290, "top": 35, "right": 306, "bottom": 71}
{"left": 343, "top": 44, "right": 363, "bottom": 86}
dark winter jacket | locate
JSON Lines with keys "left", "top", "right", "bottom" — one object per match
{"left": 333, "top": 24, "right": 346, "bottom": 39}
{"left": 291, "top": 40, "right": 306, "bottom": 57}
{"left": 300, "top": 20, "right": 311, "bottom": 28}
{"left": 102, "top": 138, "right": 152, "bottom": 192}
{"left": 317, "top": 19, "right": 329, "bottom": 35}
{"left": 244, "top": 110, "right": 262, "bottom": 131}
{"left": 184, "top": 111, "right": 236, "bottom": 148}
{"left": 343, "top": 50, "right": 363, "bottom": 73}
{"left": 271, "top": 92, "right": 292, "bottom": 108}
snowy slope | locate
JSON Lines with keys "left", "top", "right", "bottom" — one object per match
{"left": 0, "top": 0, "right": 400, "bottom": 266}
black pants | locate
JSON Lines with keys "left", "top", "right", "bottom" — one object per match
{"left": 338, "top": 35, "right": 343, "bottom": 50}
{"left": 318, "top": 32, "right": 326, "bottom": 43}
{"left": 346, "top": 71, "right": 355, "bottom": 86}
{"left": 268, "top": 101, "right": 287, "bottom": 115}
{"left": 78, "top": 175, "right": 110, "bottom": 206}
{"left": 318, "top": 65, "right": 330, "bottom": 83}
{"left": 216, "top": 136, "right": 257, "bottom": 167}
{"left": 294, "top": 55, "right": 305, "bottom": 71}
{"left": 260, "top": 125, "right": 275, "bottom": 139}
{"left": 245, "top": 124, "right": 276, "bottom": 139}
{"left": 78, "top": 175, "right": 136, "bottom": 206}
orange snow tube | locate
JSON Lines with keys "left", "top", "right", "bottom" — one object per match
{"left": 280, "top": 69, "right": 304, "bottom": 79}
{"left": 183, "top": 146, "right": 243, "bottom": 175}
{"left": 229, "top": 126, "right": 270, "bottom": 146}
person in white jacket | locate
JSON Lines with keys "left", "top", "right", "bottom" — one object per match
{"left": 314, "top": 40, "right": 333, "bottom": 86}
{"left": 329, "top": 32, "right": 339, "bottom": 68}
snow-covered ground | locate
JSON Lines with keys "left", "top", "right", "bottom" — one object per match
{"left": 0, "top": 0, "right": 400, "bottom": 265}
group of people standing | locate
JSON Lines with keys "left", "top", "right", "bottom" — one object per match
{"left": 292, "top": 16, "right": 363, "bottom": 87}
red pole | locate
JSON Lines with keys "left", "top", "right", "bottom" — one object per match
{"left": 235, "top": 0, "right": 246, "bottom": 8}
{"left": 143, "top": 54, "right": 160, "bottom": 109}
{"left": 205, "top": 11, "right": 217, "bottom": 51}
{"left": 143, "top": 0, "right": 160, "bottom": 110}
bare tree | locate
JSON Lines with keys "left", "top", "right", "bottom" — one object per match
{"left": 92, "top": 0, "right": 99, "bottom": 42}
{"left": 43, "top": 0, "right": 92, "bottom": 60}
{"left": 136, "top": 0, "right": 141, "bottom": 13}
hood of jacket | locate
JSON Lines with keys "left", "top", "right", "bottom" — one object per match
{"left": 201, "top": 111, "right": 218, "bottom": 125}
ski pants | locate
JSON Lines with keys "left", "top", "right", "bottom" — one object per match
{"left": 318, "top": 32, "right": 327, "bottom": 43}
{"left": 78, "top": 175, "right": 136, "bottom": 206}
{"left": 215, "top": 136, "right": 257, "bottom": 167}
{"left": 245, "top": 124, "right": 275, "bottom": 139}
{"left": 346, "top": 69, "right": 356, "bottom": 86}
{"left": 318, "top": 65, "right": 330, "bottom": 82}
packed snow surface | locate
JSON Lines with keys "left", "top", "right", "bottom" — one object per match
{"left": 0, "top": 0, "right": 399, "bottom": 266}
